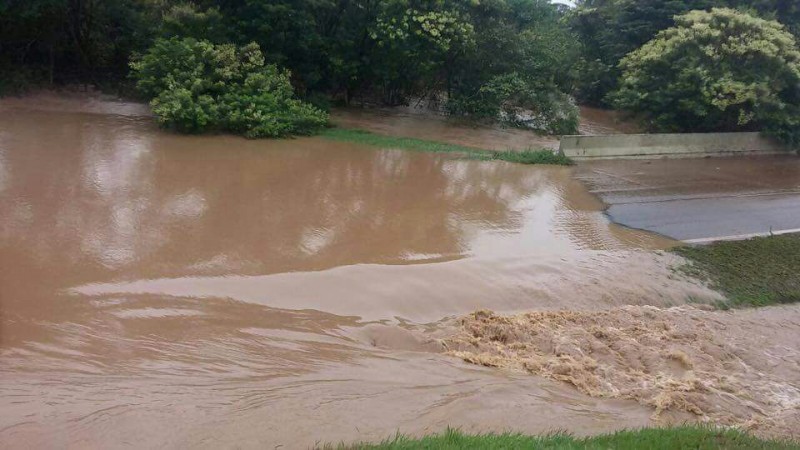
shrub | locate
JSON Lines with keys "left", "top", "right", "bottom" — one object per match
{"left": 130, "top": 38, "right": 328, "bottom": 138}
{"left": 491, "top": 149, "right": 573, "bottom": 165}
{"left": 611, "top": 8, "right": 800, "bottom": 148}
{"left": 447, "top": 73, "right": 579, "bottom": 135}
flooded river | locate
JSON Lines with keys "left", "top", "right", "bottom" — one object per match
{"left": 1, "top": 96, "right": 719, "bottom": 448}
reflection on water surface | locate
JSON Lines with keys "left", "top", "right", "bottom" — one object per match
{"left": 0, "top": 99, "right": 705, "bottom": 449}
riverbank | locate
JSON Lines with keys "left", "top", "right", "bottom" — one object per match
{"left": 321, "top": 128, "right": 573, "bottom": 165}
{"left": 0, "top": 89, "right": 637, "bottom": 153}
{"left": 338, "top": 427, "right": 800, "bottom": 449}
{"left": 673, "top": 234, "right": 800, "bottom": 307}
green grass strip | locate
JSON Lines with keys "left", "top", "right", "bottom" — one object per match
{"left": 673, "top": 233, "right": 800, "bottom": 308}
{"left": 320, "top": 128, "right": 573, "bottom": 166}
{"left": 327, "top": 426, "right": 799, "bottom": 449}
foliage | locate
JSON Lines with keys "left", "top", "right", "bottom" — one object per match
{"left": 9, "top": 0, "right": 800, "bottom": 141}
{"left": 0, "top": 0, "right": 583, "bottom": 135}
{"left": 444, "top": 0, "right": 581, "bottom": 130}
{"left": 320, "top": 128, "right": 573, "bottom": 165}
{"left": 727, "top": 0, "right": 800, "bottom": 38}
{"left": 567, "top": 0, "right": 715, "bottom": 105}
{"left": 160, "top": 3, "right": 229, "bottom": 43}
{"left": 490, "top": 148, "right": 574, "bottom": 165}
{"left": 328, "top": 426, "right": 800, "bottom": 449}
{"left": 567, "top": 0, "right": 800, "bottom": 105}
{"left": 0, "top": 0, "right": 157, "bottom": 86}
{"left": 321, "top": 128, "right": 488, "bottom": 156}
{"left": 130, "top": 38, "right": 328, "bottom": 137}
{"left": 448, "top": 73, "right": 579, "bottom": 135}
{"left": 611, "top": 8, "right": 800, "bottom": 146}
{"left": 214, "top": 0, "right": 579, "bottom": 130}
{"left": 673, "top": 233, "right": 800, "bottom": 308}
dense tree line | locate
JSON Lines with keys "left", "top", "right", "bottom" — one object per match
{"left": 1, "top": 0, "right": 579, "bottom": 133}
{"left": 2, "top": 0, "right": 800, "bottom": 142}
{"left": 0, "top": 0, "right": 158, "bottom": 90}
{"left": 568, "top": 0, "right": 800, "bottom": 105}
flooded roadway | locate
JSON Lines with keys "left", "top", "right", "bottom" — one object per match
{"left": 576, "top": 157, "right": 800, "bottom": 242}
{"left": 1, "top": 96, "right": 719, "bottom": 448}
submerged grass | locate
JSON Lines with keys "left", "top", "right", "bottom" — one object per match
{"left": 492, "top": 148, "right": 574, "bottom": 165}
{"left": 673, "top": 233, "right": 800, "bottom": 308}
{"left": 330, "top": 426, "right": 800, "bottom": 450}
{"left": 320, "top": 128, "right": 572, "bottom": 165}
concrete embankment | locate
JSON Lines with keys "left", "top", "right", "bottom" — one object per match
{"left": 575, "top": 156, "right": 800, "bottom": 242}
{"left": 560, "top": 132, "right": 792, "bottom": 159}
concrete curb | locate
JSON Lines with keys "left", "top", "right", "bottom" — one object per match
{"left": 559, "top": 132, "right": 793, "bottom": 160}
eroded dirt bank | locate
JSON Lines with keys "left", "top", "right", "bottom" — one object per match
{"left": 444, "top": 305, "right": 800, "bottom": 439}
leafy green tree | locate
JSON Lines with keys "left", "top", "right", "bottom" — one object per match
{"left": 447, "top": 73, "right": 579, "bottom": 134}
{"left": 0, "top": 0, "right": 583, "bottom": 135}
{"left": 160, "top": 3, "right": 230, "bottom": 43}
{"left": 130, "top": 38, "right": 328, "bottom": 138}
{"left": 370, "top": 6, "right": 475, "bottom": 104}
{"left": 212, "top": 0, "right": 339, "bottom": 93}
{"left": 445, "top": 0, "right": 580, "bottom": 133}
{"left": 0, "top": 0, "right": 158, "bottom": 90}
{"left": 212, "top": 0, "right": 580, "bottom": 128}
{"left": 612, "top": 8, "right": 800, "bottom": 146}
{"left": 568, "top": 0, "right": 715, "bottom": 105}
{"left": 726, "top": 0, "right": 800, "bottom": 37}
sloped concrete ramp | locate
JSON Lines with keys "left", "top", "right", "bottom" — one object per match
{"left": 574, "top": 156, "right": 800, "bottom": 242}
{"left": 561, "top": 132, "right": 792, "bottom": 159}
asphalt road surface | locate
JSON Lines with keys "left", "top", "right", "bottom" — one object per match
{"left": 574, "top": 155, "right": 800, "bottom": 243}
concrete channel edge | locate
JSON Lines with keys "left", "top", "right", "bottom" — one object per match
{"left": 559, "top": 132, "right": 793, "bottom": 160}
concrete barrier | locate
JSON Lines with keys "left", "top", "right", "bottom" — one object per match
{"left": 559, "top": 132, "right": 793, "bottom": 160}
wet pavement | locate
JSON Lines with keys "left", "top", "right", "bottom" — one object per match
{"left": 575, "top": 157, "right": 800, "bottom": 242}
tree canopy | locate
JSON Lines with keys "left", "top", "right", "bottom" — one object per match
{"left": 130, "top": 38, "right": 328, "bottom": 137}
{"left": 612, "top": 8, "right": 800, "bottom": 145}
{"left": 3, "top": 1, "right": 800, "bottom": 143}
{"left": 567, "top": 0, "right": 800, "bottom": 105}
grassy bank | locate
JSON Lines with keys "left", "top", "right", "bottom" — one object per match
{"left": 332, "top": 427, "right": 799, "bottom": 449}
{"left": 673, "top": 234, "right": 800, "bottom": 308}
{"left": 320, "top": 128, "right": 573, "bottom": 166}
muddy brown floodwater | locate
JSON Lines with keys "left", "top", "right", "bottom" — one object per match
{"left": 446, "top": 306, "right": 800, "bottom": 438}
{"left": 0, "top": 95, "right": 729, "bottom": 449}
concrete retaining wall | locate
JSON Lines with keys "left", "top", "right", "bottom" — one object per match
{"left": 559, "top": 132, "right": 792, "bottom": 159}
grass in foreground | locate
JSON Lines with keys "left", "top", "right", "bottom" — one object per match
{"left": 330, "top": 426, "right": 799, "bottom": 450}
{"left": 673, "top": 234, "right": 800, "bottom": 308}
{"left": 320, "top": 128, "right": 572, "bottom": 165}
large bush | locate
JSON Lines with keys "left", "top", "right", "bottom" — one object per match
{"left": 612, "top": 8, "right": 800, "bottom": 147}
{"left": 130, "top": 38, "right": 328, "bottom": 138}
{"left": 447, "top": 73, "right": 579, "bottom": 135}
{"left": 566, "top": 0, "right": 716, "bottom": 105}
